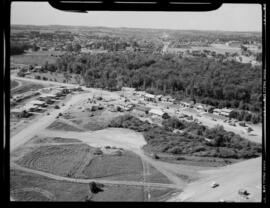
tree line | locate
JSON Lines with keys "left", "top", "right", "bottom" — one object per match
{"left": 41, "top": 52, "right": 262, "bottom": 121}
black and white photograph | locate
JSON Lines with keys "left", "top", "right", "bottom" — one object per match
{"left": 7, "top": 1, "right": 264, "bottom": 202}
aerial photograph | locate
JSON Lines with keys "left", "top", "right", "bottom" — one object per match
{"left": 9, "top": 2, "right": 263, "bottom": 202}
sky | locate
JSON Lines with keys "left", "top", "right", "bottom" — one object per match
{"left": 11, "top": 2, "right": 262, "bottom": 32}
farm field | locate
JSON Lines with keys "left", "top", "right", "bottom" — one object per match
{"left": 82, "top": 151, "right": 143, "bottom": 181}
{"left": 15, "top": 144, "right": 94, "bottom": 178}
{"left": 11, "top": 80, "right": 47, "bottom": 95}
{"left": 47, "top": 120, "right": 85, "bottom": 132}
{"left": 11, "top": 51, "right": 63, "bottom": 65}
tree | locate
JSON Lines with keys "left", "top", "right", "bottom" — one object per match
{"left": 73, "top": 43, "right": 81, "bottom": 52}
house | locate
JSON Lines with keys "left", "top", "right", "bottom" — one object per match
{"left": 132, "top": 105, "right": 150, "bottom": 116}
{"left": 213, "top": 108, "right": 222, "bottom": 115}
{"left": 194, "top": 103, "right": 205, "bottom": 111}
{"left": 220, "top": 108, "right": 233, "bottom": 117}
{"left": 149, "top": 108, "right": 166, "bottom": 117}
{"left": 29, "top": 100, "right": 47, "bottom": 107}
{"left": 143, "top": 93, "right": 156, "bottom": 102}
{"left": 155, "top": 95, "right": 163, "bottom": 101}
{"left": 180, "top": 100, "right": 194, "bottom": 108}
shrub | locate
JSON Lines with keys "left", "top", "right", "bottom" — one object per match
{"left": 162, "top": 117, "right": 185, "bottom": 131}
{"left": 54, "top": 105, "right": 60, "bottom": 109}
{"left": 34, "top": 75, "right": 41, "bottom": 80}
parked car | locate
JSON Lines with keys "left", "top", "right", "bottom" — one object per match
{"left": 211, "top": 182, "right": 219, "bottom": 188}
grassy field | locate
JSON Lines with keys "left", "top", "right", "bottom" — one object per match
{"left": 11, "top": 80, "right": 45, "bottom": 95}
{"left": 16, "top": 144, "right": 93, "bottom": 177}
{"left": 64, "top": 109, "right": 124, "bottom": 131}
{"left": 11, "top": 80, "right": 19, "bottom": 89}
{"left": 31, "top": 72, "right": 82, "bottom": 84}
{"left": 47, "top": 120, "right": 84, "bottom": 132}
{"left": 148, "top": 165, "right": 172, "bottom": 184}
{"left": 11, "top": 169, "right": 147, "bottom": 201}
{"left": 10, "top": 169, "right": 90, "bottom": 201}
{"left": 11, "top": 51, "right": 62, "bottom": 65}
{"left": 27, "top": 136, "right": 82, "bottom": 144}
{"left": 82, "top": 151, "right": 143, "bottom": 181}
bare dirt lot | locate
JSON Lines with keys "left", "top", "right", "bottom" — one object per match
{"left": 168, "top": 157, "right": 262, "bottom": 202}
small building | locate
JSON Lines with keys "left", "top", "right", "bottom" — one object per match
{"left": 149, "top": 108, "right": 166, "bottom": 117}
{"left": 213, "top": 108, "right": 222, "bottom": 116}
{"left": 29, "top": 100, "right": 47, "bottom": 107}
{"left": 220, "top": 108, "right": 233, "bottom": 117}
{"left": 143, "top": 93, "right": 155, "bottom": 102}
{"left": 194, "top": 103, "right": 205, "bottom": 111}
{"left": 155, "top": 95, "right": 163, "bottom": 101}
{"left": 132, "top": 105, "right": 150, "bottom": 115}
{"left": 179, "top": 100, "right": 194, "bottom": 108}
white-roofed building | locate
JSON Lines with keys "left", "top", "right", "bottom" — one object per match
{"left": 149, "top": 108, "right": 165, "bottom": 117}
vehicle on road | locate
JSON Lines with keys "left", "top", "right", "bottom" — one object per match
{"left": 211, "top": 182, "right": 219, "bottom": 188}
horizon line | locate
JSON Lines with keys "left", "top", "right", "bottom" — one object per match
{"left": 11, "top": 23, "right": 262, "bottom": 33}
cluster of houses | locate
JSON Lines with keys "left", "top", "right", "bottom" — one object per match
{"left": 11, "top": 86, "right": 82, "bottom": 118}
{"left": 179, "top": 100, "right": 234, "bottom": 117}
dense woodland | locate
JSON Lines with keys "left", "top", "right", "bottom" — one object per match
{"left": 42, "top": 52, "right": 262, "bottom": 122}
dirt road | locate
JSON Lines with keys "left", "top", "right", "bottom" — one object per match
{"left": 167, "top": 157, "right": 262, "bottom": 202}
{"left": 11, "top": 162, "right": 179, "bottom": 190}
{"left": 10, "top": 93, "right": 91, "bottom": 152}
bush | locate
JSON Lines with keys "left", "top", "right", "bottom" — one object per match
{"left": 168, "top": 146, "right": 182, "bottom": 154}
{"left": 162, "top": 117, "right": 185, "bottom": 131}
{"left": 239, "top": 122, "right": 246, "bottom": 127}
{"left": 54, "top": 105, "right": 60, "bottom": 109}
{"left": 34, "top": 75, "right": 41, "bottom": 80}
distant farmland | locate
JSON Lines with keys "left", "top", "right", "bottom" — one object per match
{"left": 11, "top": 51, "right": 63, "bottom": 65}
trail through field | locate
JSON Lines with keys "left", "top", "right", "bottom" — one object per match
{"left": 11, "top": 79, "right": 22, "bottom": 92}
{"left": 11, "top": 162, "right": 179, "bottom": 190}
{"left": 11, "top": 187, "right": 56, "bottom": 201}
{"left": 57, "top": 117, "right": 87, "bottom": 131}
{"left": 141, "top": 158, "right": 151, "bottom": 201}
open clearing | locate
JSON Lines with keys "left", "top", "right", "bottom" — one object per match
{"left": 11, "top": 79, "right": 47, "bottom": 95}
{"left": 16, "top": 144, "right": 93, "bottom": 178}
{"left": 168, "top": 157, "right": 262, "bottom": 202}
{"left": 11, "top": 80, "right": 20, "bottom": 89}
{"left": 47, "top": 120, "right": 84, "bottom": 132}
{"left": 82, "top": 151, "right": 143, "bottom": 181}
{"left": 11, "top": 167, "right": 179, "bottom": 201}
{"left": 11, "top": 51, "right": 62, "bottom": 65}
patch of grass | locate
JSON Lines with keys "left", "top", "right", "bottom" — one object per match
{"left": 10, "top": 169, "right": 89, "bottom": 201}
{"left": 47, "top": 120, "right": 84, "bottom": 132}
{"left": 149, "top": 188, "right": 180, "bottom": 201}
{"left": 92, "top": 184, "right": 144, "bottom": 202}
{"left": 28, "top": 136, "right": 82, "bottom": 144}
{"left": 148, "top": 165, "right": 172, "bottom": 184}
{"left": 12, "top": 189, "right": 51, "bottom": 201}
{"left": 11, "top": 51, "right": 59, "bottom": 65}
{"left": 11, "top": 80, "right": 19, "bottom": 89}
{"left": 16, "top": 144, "right": 93, "bottom": 177}
{"left": 82, "top": 151, "right": 143, "bottom": 181}
{"left": 11, "top": 169, "right": 146, "bottom": 201}
{"left": 11, "top": 81, "right": 44, "bottom": 95}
